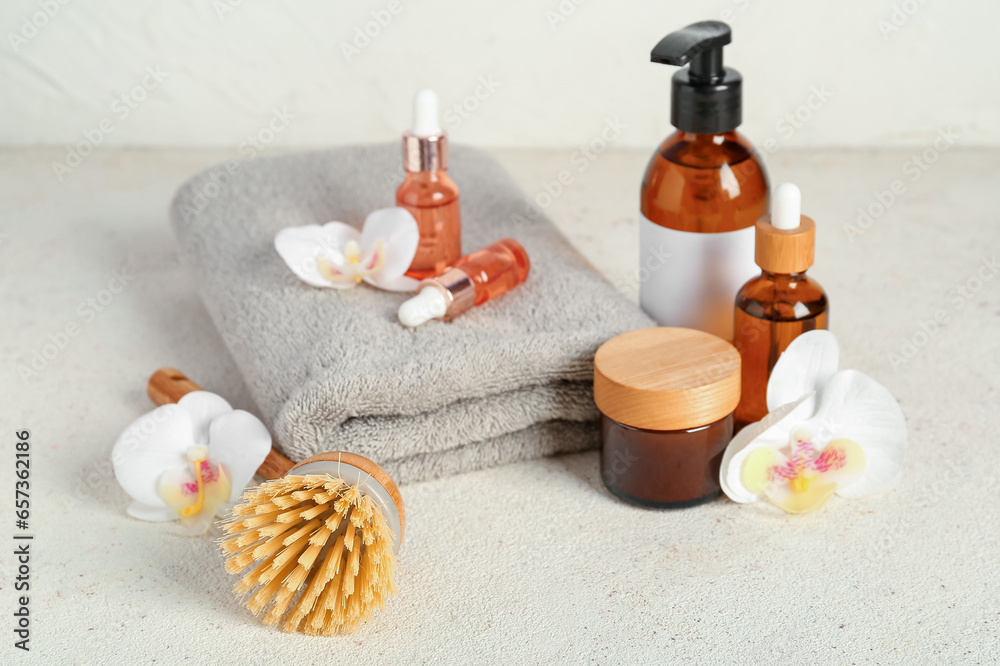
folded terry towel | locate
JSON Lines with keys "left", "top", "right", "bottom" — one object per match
{"left": 170, "top": 144, "right": 652, "bottom": 483}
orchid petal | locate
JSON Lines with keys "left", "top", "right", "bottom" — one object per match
{"left": 816, "top": 438, "right": 868, "bottom": 489}
{"left": 274, "top": 222, "right": 362, "bottom": 288}
{"left": 737, "top": 437, "right": 864, "bottom": 514}
{"left": 158, "top": 465, "right": 198, "bottom": 509}
{"left": 363, "top": 274, "right": 420, "bottom": 292}
{"left": 316, "top": 256, "right": 365, "bottom": 287}
{"left": 160, "top": 462, "right": 233, "bottom": 534}
{"left": 741, "top": 446, "right": 786, "bottom": 497}
{"left": 720, "top": 395, "right": 814, "bottom": 503}
{"left": 802, "top": 370, "right": 907, "bottom": 498}
{"left": 206, "top": 410, "right": 272, "bottom": 502}
{"left": 313, "top": 222, "right": 363, "bottom": 263}
{"left": 360, "top": 207, "right": 419, "bottom": 285}
{"left": 766, "top": 330, "right": 840, "bottom": 413}
{"left": 176, "top": 391, "right": 232, "bottom": 448}
{"left": 741, "top": 443, "right": 833, "bottom": 512}
{"left": 755, "top": 437, "right": 865, "bottom": 514}
{"left": 764, "top": 472, "right": 838, "bottom": 514}
{"left": 112, "top": 404, "right": 193, "bottom": 509}
{"left": 126, "top": 502, "right": 180, "bottom": 522}
{"left": 358, "top": 240, "right": 386, "bottom": 275}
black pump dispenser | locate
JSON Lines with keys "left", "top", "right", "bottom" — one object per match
{"left": 651, "top": 21, "right": 741, "bottom": 135}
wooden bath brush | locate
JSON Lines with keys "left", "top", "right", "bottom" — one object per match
{"left": 148, "top": 368, "right": 405, "bottom": 636}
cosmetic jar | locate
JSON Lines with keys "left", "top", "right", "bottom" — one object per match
{"left": 593, "top": 327, "right": 741, "bottom": 508}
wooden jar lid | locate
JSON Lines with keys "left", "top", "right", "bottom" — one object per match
{"left": 593, "top": 327, "right": 741, "bottom": 431}
{"left": 755, "top": 214, "right": 816, "bottom": 274}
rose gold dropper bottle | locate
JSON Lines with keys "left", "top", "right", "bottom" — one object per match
{"left": 397, "top": 89, "right": 462, "bottom": 280}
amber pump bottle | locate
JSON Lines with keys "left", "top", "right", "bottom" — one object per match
{"left": 733, "top": 183, "right": 828, "bottom": 429}
{"left": 397, "top": 238, "right": 530, "bottom": 327}
{"left": 640, "top": 21, "right": 769, "bottom": 341}
{"left": 396, "top": 89, "right": 462, "bottom": 280}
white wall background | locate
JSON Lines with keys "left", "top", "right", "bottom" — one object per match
{"left": 1, "top": 0, "right": 996, "bottom": 150}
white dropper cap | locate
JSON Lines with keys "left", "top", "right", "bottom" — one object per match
{"left": 771, "top": 182, "right": 801, "bottom": 230}
{"left": 411, "top": 89, "right": 441, "bottom": 137}
{"left": 398, "top": 286, "right": 448, "bottom": 327}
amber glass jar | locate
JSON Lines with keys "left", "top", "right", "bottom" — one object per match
{"left": 594, "top": 327, "right": 740, "bottom": 508}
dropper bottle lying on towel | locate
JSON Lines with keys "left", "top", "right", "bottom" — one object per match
{"left": 398, "top": 238, "right": 530, "bottom": 326}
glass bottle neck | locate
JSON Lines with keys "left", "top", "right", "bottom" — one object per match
{"left": 763, "top": 270, "right": 807, "bottom": 281}
{"left": 673, "top": 130, "right": 738, "bottom": 144}
{"left": 403, "top": 168, "right": 449, "bottom": 181}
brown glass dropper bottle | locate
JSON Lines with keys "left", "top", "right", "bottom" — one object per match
{"left": 733, "top": 183, "right": 828, "bottom": 429}
{"left": 640, "top": 20, "right": 769, "bottom": 341}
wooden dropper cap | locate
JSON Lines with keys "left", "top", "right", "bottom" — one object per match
{"left": 755, "top": 182, "right": 815, "bottom": 274}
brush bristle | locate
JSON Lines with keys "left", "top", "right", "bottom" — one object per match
{"left": 218, "top": 474, "right": 398, "bottom": 635}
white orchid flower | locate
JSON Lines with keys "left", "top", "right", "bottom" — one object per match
{"left": 720, "top": 330, "right": 907, "bottom": 514}
{"left": 112, "top": 391, "right": 271, "bottom": 533}
{"left": 274, "top": 207, "right": 420, "bottom": 292}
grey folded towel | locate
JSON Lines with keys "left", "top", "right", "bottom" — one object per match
{"left": 170, "top": 144, "right": 652, "bottom": 483}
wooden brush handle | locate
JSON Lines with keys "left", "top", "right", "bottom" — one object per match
{"left": 147, "top": 367, "right": 295, "bottom": 480}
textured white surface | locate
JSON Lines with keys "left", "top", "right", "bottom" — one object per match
{"left": 1, "top": 146, "right": 999, "bottom": 663}
{"left": 1, "top": 0, "right": 998, "bottom": 149}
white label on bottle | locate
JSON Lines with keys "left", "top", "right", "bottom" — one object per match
{"left": 638, "top": 213, "right": 758, "bottom": 341}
